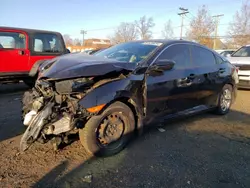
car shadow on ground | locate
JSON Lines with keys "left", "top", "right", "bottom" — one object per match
{"left": 0, "top": 83, "right": 29, "bottom": 95}
{"left": 32, "top": 109, "right": 250, "bottom": 188}
{"left": 0, "top": 83, "right": 28, "bottom": 142}
{"left": 0, "top": 122, "right": 26, "bottom": 143}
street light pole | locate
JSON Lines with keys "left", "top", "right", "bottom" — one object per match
{"left": 212, "top": 14, "right": 224, "bottom": 50}
{"left": 80, "top": 30, "right": 87, "bottom": 46}
{"left": 178, "top": 7, "right": 189, "bottom": 40}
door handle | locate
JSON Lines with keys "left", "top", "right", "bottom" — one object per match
{"left": 219, "top": 68, "right": 225, "bottom": 73}
{"left": 188, "top": 74, "right": 196, "bottom": 79}
{"left": 177, "top": 78, "right": 192, "bottom": 87}
{"left": 18, "top": 50, "right": 25, "bottom": 55}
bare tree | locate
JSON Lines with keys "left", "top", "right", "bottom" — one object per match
{"left": 63, "top": 34, "right": 73, "bottom": 46}
{"left": 73, "top": 38, "right": 82, "bottom": 46}
{"left": 109, "top": 22, "right": 138, "bottom": 44}
{"left": 162, "top": 19, "right": 174, "bottom": 39}
{"left": 186, "top": 5, "right": 215, "bottom": 45}
{"left": 228, "top": 0, "right": 250, "bottom": 47}
{"left": 135, "top": 16, "right": 155, "bottom": 40}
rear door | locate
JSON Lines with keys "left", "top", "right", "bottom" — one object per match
{"left": 29, "top": 32, "right": 65, "bottom": 70}
{"left": 190, "top": 45, "right": 220, "bottom": 107}
{"left": 0, "top": 31, "right": 29, "bottom": 74}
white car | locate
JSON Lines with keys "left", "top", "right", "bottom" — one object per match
{"left": 227, "top": 45, "right": 250, "bottom": 89}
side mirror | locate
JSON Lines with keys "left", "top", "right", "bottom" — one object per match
{"left": 149, "top": 59, "right": 175, "bottom": 72}
{"left": 226, "top": 54, "right": 231, "bottom": 57}
{"left": 66, "top": 48, "right": 70, "bottom": 53}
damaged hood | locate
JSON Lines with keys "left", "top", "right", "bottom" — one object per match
{"left": 40, "top": 53, "right": 137, "bottom": 80}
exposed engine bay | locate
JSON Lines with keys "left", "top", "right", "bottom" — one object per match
{"left": 20, "top": 72, "right": 129, "bottom": 152}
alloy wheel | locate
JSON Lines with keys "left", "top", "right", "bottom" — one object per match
{"left": 220, "top": 88, "right": 232, "bottom": 112}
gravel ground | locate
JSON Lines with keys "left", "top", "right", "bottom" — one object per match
{"left": 0, "top": 83, "right": 250, "bottom": 188}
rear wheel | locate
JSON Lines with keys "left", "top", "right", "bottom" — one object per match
{"left": 214, "top": 84, "right": 233, "bottom": 115}
{"left": 79, "top": 101, "right": 135, "bottom": 157}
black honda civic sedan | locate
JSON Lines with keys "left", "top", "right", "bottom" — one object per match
{"left": 21, "top": 40, "right": 238, "bottom": 156}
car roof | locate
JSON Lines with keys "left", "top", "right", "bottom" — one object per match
{"left": 0, "top": 26, "right": 61, "bottom": 35}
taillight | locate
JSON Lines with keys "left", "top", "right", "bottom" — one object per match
{"left": 232, "top": 66, "right": 239, "bottom": 74}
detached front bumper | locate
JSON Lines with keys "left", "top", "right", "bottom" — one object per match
{"left": 238, "top": 79, "right": 250, "bottom": 89}
{"left": 236, "top": 69, "right": 250, "bottom": 89}
{"left": 238, "top": 73, "right": 250, "bottom": 89}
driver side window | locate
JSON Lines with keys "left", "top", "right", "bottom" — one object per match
{"left": 156, "top": 44, "right": 191, "bottom": 69}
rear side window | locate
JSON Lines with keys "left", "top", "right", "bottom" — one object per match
{"left": 191, "top": 45, "right": 216, "bottom": 67}
{"left": 32, "top": 33, "right": 63, "bottom": 53}
{"left": 215, "top": 55, "right": 224, "bottom": 64}
{"left": 156, "top": 44, "right": 191, "bottom": 69}
{"left": 0, "top": 31, "right": 26, "bottom": 49}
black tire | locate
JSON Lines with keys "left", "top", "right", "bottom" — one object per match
{"left": 214, "top": 84, "right": 233, "bottom": 115}
{"left": 79, "top": 101, "right": 135, "bottom": 157}
{"left": 21, "top": 90, "right": 35, "bottom": 125}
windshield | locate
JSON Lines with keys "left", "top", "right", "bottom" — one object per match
{"left": 231, "top": 46, "right": 250, "bottom": 57}
{"left": 94, "top": 41, "right": 163, "bottom": 63}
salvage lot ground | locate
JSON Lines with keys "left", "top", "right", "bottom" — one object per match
{"left": 0, "top": 83, "right": 250, "bottom": 188}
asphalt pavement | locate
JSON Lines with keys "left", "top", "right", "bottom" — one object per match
{"left": 0, "top": 83, "right": 250, "bottom": 188}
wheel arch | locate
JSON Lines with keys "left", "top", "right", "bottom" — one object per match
{"left": 97, "top": 97, "right": 143, "bottom": 134}
{"left": 78, "top": 78, "right": 145, "bottom": 134}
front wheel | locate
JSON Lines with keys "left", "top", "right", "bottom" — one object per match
{"left": 79, "top": 101, "right": 135, "bottom": 157}
{"left": 214, "top": 84, "right": 233, "bottom": 115}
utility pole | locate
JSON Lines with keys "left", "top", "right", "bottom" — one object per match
{"left": 178, "top": 7, "right": 189, "bottom": 40}
{"left": 80, "top": 30, "right": 87, "bottom": 46}
{"left": 212, "top": 14, "right": 224, "bottom": 50}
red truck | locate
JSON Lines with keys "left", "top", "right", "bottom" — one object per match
{"left": 0, "top": 27, "right": 69, "bottom": 87}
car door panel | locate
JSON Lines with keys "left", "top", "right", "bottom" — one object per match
{"left": 146, "top": 69, "right": 191, "bottom": 117}
{"left": 213, "top": 55, "right": 235, "bottom": 102}
{"left": 190, "top": 45, "right": 221, "bottom": 107}
{"left": 0, "top": 31, "right": 29, "bottom": 73}
{"left": 145, "top": 43, "right": 199, "bottom": 124}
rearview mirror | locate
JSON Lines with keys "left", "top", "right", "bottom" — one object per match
{"left": 149, "top": 59, "right": 175, "bottom": 72}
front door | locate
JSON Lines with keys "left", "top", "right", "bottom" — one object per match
{"left": 0, "top": 31, "right": 29, "bottom": 74}
{"left": 145, "top": 43, "right": 197, "bottom": 123}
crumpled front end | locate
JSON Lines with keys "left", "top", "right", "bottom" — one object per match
{"left": 21, "top": 70, "right": 131, "bottom": 151}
